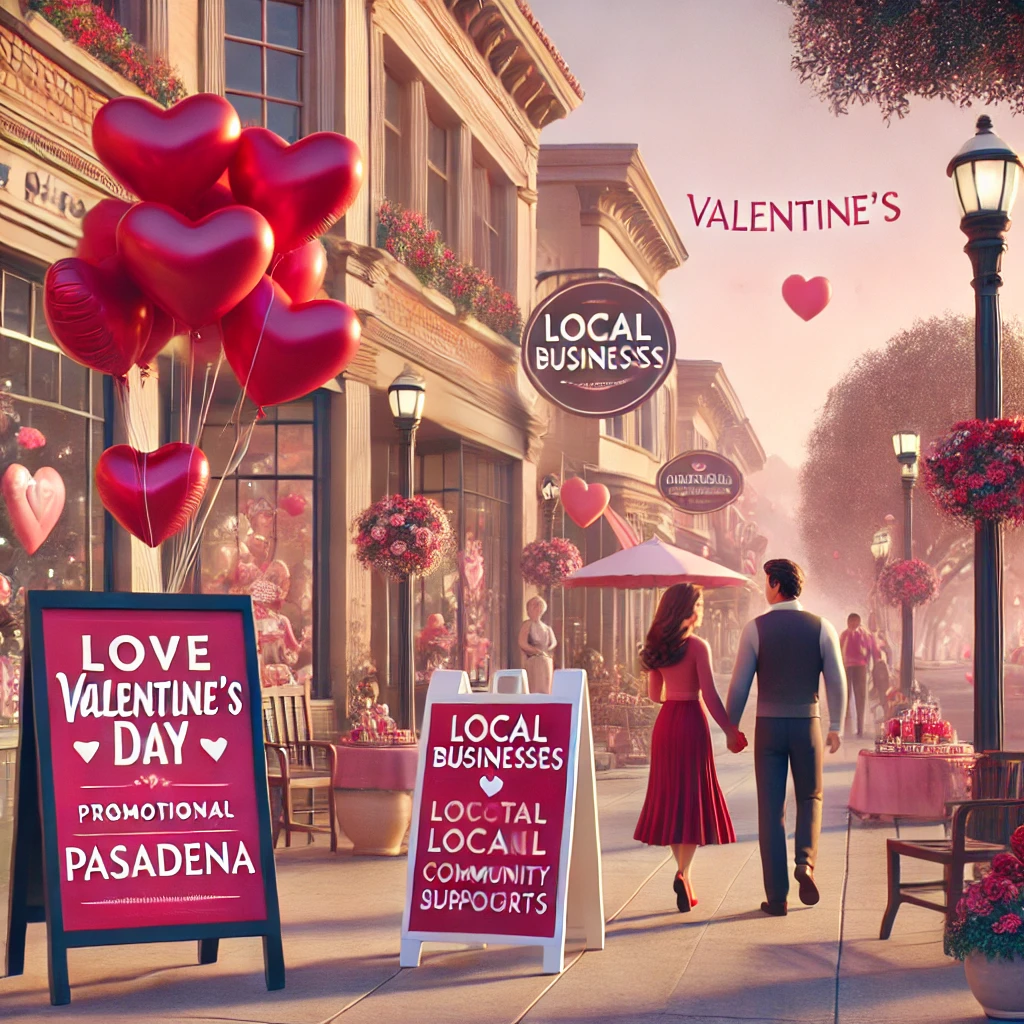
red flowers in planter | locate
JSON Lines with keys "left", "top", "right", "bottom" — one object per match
{"left": 878, "top": 558, "right": 939, "bottom": 608}
{"left": 353, "top": 494, "right": 454, "bottom": 581}
{"left": 925, "top": 418, "right": 1024, "bottom": 526}
{"left": 521, "top": 538, "right": 583, "bottom": 588}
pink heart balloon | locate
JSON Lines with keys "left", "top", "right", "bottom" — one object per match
{"left": 1, "top": 464, "right": 66, "bottom": 555}
{"left": 782, "top": 275, "right": 832, "bottom": 321}
{"left": 560, "top": 477, "right": 610, "bottom": 529}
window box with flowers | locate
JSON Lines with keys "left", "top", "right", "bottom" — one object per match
{"left": 27, "top": 0, "right": 186, "bottom": 107}
{"left": 376, "top": 200, "right": 524, "bottom": 343}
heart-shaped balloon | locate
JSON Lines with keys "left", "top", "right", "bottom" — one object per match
{"left": 75, "top": 198, "right": 133, "bottom": 265}
{"left": 1, "top": 465, "right": 66, "bottom": 555}
{"left": 272, "top": 240, "right": 327, "bottom": 304}
{"left": 44, "top": 257, "right": 151, "bottom": 377}
{"left": 229, "top": 127, "right": 363, "bottom": 253}
{"left": 782, "top": 275, "right": 832, "bottom": 321}
{"left": 186, "top": 177, "right": 236, "bottom": 221}
{"left": 92, "top": 94, "right": 242, "bottom": 212}
{"left": 137, "top": 305, "right": 178, "bottom": 370}
{"left": 117, "top": 203, "right": 274, "bottom": 328}
{"left": 95, "top": 443, "right": 210, "bottom": 547}
{"left": 279, "top": 492, "right": 308, "bottom": 517}
{"left": 560, "top": 477, "right": 610, "bottom": 528}
{"left": 221, "top": 276, "right": 361, "bottom": 408}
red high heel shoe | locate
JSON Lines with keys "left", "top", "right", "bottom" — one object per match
{"left": 673, "top": 874, "right": 698, "bottom": 912}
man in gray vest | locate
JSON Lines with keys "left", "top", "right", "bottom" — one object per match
{"left": 726, "top": 559, "right": 847, "bottom": 916}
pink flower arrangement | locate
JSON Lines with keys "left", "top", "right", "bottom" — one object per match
{"left": 520, "top": 538, "right": 583, "bottom": 588}
{"left": 354, "top": 494, "right": 454, "bottom": 580}
{"left": 16, "top": 427, "right": 46, "bottom": 449}
{"left": 925, "top": 419, "right": 1024, "bottom": 526}
{"left": 878, "top": 558, "right": 939, "bottom": 608}
{"left": 377, "top": 200, "right": 524, "bottom": 341}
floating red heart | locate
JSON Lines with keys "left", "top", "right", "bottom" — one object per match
{"left": 1, "top": 464, "right": 65, "bottom": 555}
{"left": 221, "top": 276, "right": 361, "bottom": 408}
{"left": 229, "top": 127, "right": 363, "bottom": 253}
{"left": 272, "top": 240, "right": 327, "bottom": 304}
{"left": 75, "top": 198, "right": 133, "bottom": 265}
{"left": 117, "top": 203, "right": 274, "bottom": 328}
{"left": 279, "top": 492, "right": 308, "bottom": 517}
{"left": 186, "top": 180, "right": 236, "bottom": 221}
{"left": 95, "top": 443, "right": 210, "bottom": 547}
{"left": 44, "top": 257, "right": 151, "bottom": 377}
{"left": 560, "top": 477, "right": 610, "bottom": 529}
{"left": 782, "top": 275, "right": 832, "bottom": 321}
{"left": 137, "top": 305, "right": 178, "bottom": 371}
{"left": 93, "top": 94, "right": 242, "bottom": 213}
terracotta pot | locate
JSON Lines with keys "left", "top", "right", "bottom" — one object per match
{"left": 965, "top": 952, "right": 1024, "bottom": 1020}
{"left": 334, "top": 788, "right": 412, "bottom": 856}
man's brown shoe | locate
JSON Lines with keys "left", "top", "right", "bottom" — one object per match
{"left": 795, "top": 864, "right": 820, "bottom": 906}
{"left": 760, "top": 901, "right": 788, "bottom": 916}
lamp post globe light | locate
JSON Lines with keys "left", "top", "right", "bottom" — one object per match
{"left": 388, "top": 365, "right": 426, "bottom": 733}
{"left": 892, "top": 432, "right": 920, "bottom": 694}
{"left": 948, "top": 115, "right": 1023, "bottom": 752}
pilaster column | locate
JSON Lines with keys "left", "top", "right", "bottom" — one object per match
{"left": 408, "top": 78, "right": 428, "bottom": 215}
{"left": 143, "top": 0, "right": 169, "bottom": 61}
{"left": 369, "top": 23, "right": 386, "bottom": 217}
{"left": 308, "top": 0, "right": 336, "bottom": 132}
{"left": 454, "top": 123, "right": 474, "bottom": 261}
{"left": 500, "top": 179, "right": 517, "bottom": 296}
{"left": 199, "top": 0, "right": 225, "bottom": 94}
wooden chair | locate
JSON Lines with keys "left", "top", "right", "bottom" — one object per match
{"left": 261, "top": 682, "right": 338, "bottom": 852}
{"left": 879, "top": 751, "right": 1024, "bottom": 939}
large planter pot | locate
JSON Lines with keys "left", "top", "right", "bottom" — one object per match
{"left": 965, "top": 952, "right": 1024, "bottom": 1020}
{"left": 334, "top": 788, "right": 412, "bottom": 856}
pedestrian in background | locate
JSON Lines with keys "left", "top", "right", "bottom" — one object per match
{"left": 840, "top": 612, "right": 879, "bottom": 739}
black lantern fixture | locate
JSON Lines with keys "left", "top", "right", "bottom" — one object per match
{"left": 892, "top": 431, "right": 920, "bottom": 694}
{"left": 388, "top": 365, "right": 426, "bottom": 732}
{"left": 540, "top": 474, "right": 561, "bottom": 540}
{"left": 949, "top": 115, "right": 1023, "bottom": 752}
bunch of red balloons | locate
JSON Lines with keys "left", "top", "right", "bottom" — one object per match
{"left": 43, "top": 92, "right": 363, "bottom": 549}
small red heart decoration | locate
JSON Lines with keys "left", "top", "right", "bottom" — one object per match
{"left": 272, "top": 240, "right": 328, "bottom": 304}
{"left": 117, "top": 203, "right": 274, "bottom": 328}
{"left": 221, "top": 276, "right": 361, "bottom": 408}
{"left": 96, "top": 443, "right": 210, "bottom": 547}
{"left": 229, "top": 127, "right": 363, "bottom": 253}
{"left": 1, "top": 465, "right": 65, "bottom": 555}
{"left": 92, "top": 94, "right": 242, "bottom": 213}
{"left": 782, "top": 275, "right": 832, "bottom": 321}
{"left": 75, "top": 198, "right": 133, "bottom": 265}
{"left": 560, "top": 477, "right": 610, "bottom": 529}
{"left": 43, "top": 257, "right": 151, "bottom": 377}
{"left": 279, "top": 492, "right": 308, "bottom": 517}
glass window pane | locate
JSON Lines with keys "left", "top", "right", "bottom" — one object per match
{"left": 31, "top": 283, "right": 53, "bottom": 344}
{"left": 428, "top": 121, "right": 447, "bottom": 172}
{"left": 278, "top": 424, "right": 313, "bottom": 475}
{"left": 385, "top": 127, "right": 401, "bottom": 202}
{"left": 227, "top": 92, "right": 263, "bottom": 129}
{"left": 444, "top": 449, "right": 459, "bottom": 488}
{"left": 226, "top": 40, "right": 262, "bottom": 93}
{"left": 428, "top": 170, "right": 447, "bottom": 233}
{"left": 3, "top": 274, "right": 30, "bottom": 335}
{"left": 30, "top": 345, "right": 58, "bottom": 403}
{"left": 225, "top": 0, "right": 262, "bottom": 40}
{"left": 0, "top": 335, "right": 28, "bottom": 396}
{"left": 267, "top": 0, "right": 300, "bottom": 48}
{"left": 266, "top": 49, "right": 300, "bottom": 101}
{"left": 238, "top": 423, "right": 277, "bottom": 476}
{"left": 422, "top": 453, "right": 443, "bottom": 491}
{"left": 60, "top": 356, "right": 88, "bottom": 412}
{"left": 385, "top": 73, "right": 402, "bottom": 127}
{"left": 267, "top": 101, "right": 301, "bottom": 144}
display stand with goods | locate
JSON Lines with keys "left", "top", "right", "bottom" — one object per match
{"left": 875, "top": 699, "right": 974, "bottom": 756}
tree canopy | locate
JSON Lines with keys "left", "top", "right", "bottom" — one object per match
{"left": 782, "top": 0, "right": 1024, "bottom": 119}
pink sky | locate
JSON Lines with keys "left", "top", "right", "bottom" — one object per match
{"left": 529, "top": 0, "right": 1024, "bottom": 466}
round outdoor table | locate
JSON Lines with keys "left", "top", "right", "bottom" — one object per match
{"left": 848, "top": 749, "right": 975, "bottom": 821}
{"left": 333, "top": 743, "right": 419, "bottom": 855}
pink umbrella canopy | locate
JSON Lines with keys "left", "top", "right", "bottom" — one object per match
{"left": 559, "top": 536, "right": 749, "bottom": 590}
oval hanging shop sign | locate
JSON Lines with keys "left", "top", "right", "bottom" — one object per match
{"left": 521, "top": 278, "right": 676, "bottom": 418}
{"left": 657, "top": 451, "right": 744, "bottom": 515}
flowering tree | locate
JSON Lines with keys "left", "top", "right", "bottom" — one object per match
{"left": 782, "top": 0, "right": 1024, "bottom": 120}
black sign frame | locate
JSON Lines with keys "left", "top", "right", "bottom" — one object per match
{"left": 657, "top": 451, "right": 745, "bottom": 515}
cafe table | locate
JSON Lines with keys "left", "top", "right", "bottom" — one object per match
{"left": 848, "top": 748, "right": 976, "bottom": 822}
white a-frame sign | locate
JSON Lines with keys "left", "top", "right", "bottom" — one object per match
{"left": 400, "top": 669, "right": 604, "bottom": 974}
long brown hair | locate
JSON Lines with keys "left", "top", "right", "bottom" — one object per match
{"left": 639, "top": 583, "right": 702, "bottom": 670}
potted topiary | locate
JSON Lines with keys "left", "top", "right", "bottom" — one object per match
{"left": 946, "top": 826, "right": 1024, "bottom": 1019}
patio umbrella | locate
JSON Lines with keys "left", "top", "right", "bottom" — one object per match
{"left": 559, "top": 536, "right": 749, "bottom": 590}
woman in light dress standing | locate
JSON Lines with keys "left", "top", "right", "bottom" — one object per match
{"left": 519, "top": 595, "right": 557, "bottom": 694}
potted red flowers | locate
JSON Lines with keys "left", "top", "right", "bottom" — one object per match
{"left": 520, "top": 538, "right": 583, "bottom": 587}
{"left": 878, "top": 558, "right": 939, "bottom": 608}
{"left": 947, "top": 827, "right": 1024, "bottom": 1019}
{"left": 354, "top": 495, "right": 453, "bottom": 580}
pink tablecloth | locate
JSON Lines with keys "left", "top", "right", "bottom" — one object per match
{"left": 333, "top": 744, "right": 419, "bottom": 791}
{"left": 848, "top": 750, "right": 975, "bottom": 819}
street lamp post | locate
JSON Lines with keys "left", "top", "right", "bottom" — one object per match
{"left": 893, "top": 432, "right": 920, "bottom": 693}
{"left": 388, "top": 365, "right": 426, "bottom": 733}
{"left": 540, "top": 474, "right": 561, "bottom": 666}
{"left": 948, "top": 115, "right": 1023, "bottom": 752}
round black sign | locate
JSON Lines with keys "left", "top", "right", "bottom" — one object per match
{"left": 657, "top": 451, "right": 744, "bottom": 515}
{"left": 520, "top": 278, "right": 676, "bottom": 418}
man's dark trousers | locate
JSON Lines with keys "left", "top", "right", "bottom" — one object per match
{"left": 754, "top": 717, "right": 824, "bottom": 904}
{"left": 844, "top": 664, "right": 868, "bottom": 737}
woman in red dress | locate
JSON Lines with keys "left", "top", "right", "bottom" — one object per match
{"left": 634, "top": 583, "right": 747, "bottom": 912}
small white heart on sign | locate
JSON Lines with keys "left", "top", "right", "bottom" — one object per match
{"left": 73, "top": 740, "right": 99, "bottom": 764}
{"left": 201, "top": 737, "right": 228, "bottom": 762}
{"left": 479, "top": 775, "right": 503, "bottom": 798}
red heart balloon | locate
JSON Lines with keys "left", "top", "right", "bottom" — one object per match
{"left": 1, "top": 465, "right": 65, "bottom": 555}
{"left": 137, "top": 305, "right": 178, "bottom": 370}
{"left": 229, "top": 127, "right": 363, "bottom": 253}
{"left": 279, "top": 492, "right": 307, "bottom": 517}
{"left": 782, "top": 275, "right": 832, "bottom": 321}
{"left": 96, "top": 443, "right": 210, "bottom": 547}
{"left": 272, "top": 240, "right": 327, "bottom": 303}
{"left": 186, "top": 178, "right": 236, "bottom": 221}
{"left": 117, "top": 203, "right": 274, "bottom": 328}
{"left": 92, "top": 94, "right": 241, "bottom": 213}
{"left": 75, "top": 198, "right": 133, "bottom": 265}
{"left": 560, "top": 477, "right": 610, "bottom": 529}
{"left": 221, "top": 276, "right": 361, "bottom": 408}
{"left": 44, "top": 257, "right": 151, "bottom": 377}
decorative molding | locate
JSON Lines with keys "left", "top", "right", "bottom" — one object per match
{"left": 199, "top": 0, "right": 225, "bottom": 94}
{"left": 516, "top": 184, "right": 538, "bottom": 205}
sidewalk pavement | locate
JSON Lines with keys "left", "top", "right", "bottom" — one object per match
{"left": 0, "top": 736, "right": 986, "bottom": 1024}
